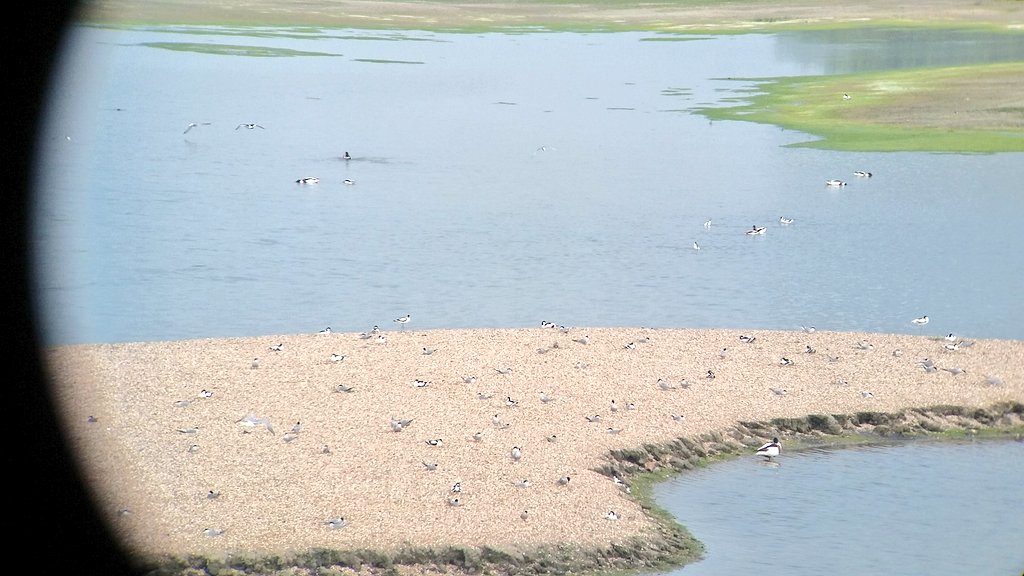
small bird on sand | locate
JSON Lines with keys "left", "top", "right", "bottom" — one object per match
{"left": 671, "top": 413, "right": 685, "bottom": 423}
{"left": 389, "top": 417, "right": 413, "bottom": 432}
{"left": 546, "top": 434, "right": 558, "bottom": 443}
{"left": 177, "top": 426, "right": 199, "bottom": 434}
{"left": 173, "top": 400, "right": 191, "bottom": 408}
{"left": 505, "top": 396, "right": 519, "bottom": 408}
{"left": 521, "top": 510, "right": 529, "bottom": 521}
{"left": 511, "top": 446, "right": 523, "bottom": 461}
{"left": 478, "top": 392, "right": 494, "bottom": 400}
{"left": 462, "top": 376, "right": 479, "bottom": 385}
{"left": 495, "top": 367, "right": 513, "bottom": 376}
{"left": 319, "top": 326, "right": 332, "bottom": 334}
{"left": 422, "top": 347, "right": 436, "bottom": 355}
{"left": 269, "top": 343, "right": 284, "bottom": 352}
{"left": 290, "top": 422, "right": 302, "bottom": 434}
{"left": 250, "top": 357, "right": 260, "bottom": 369}
{"left": 413, "top": 379, "right": 432, "bottom": 388}
{"left": 207, "top": 490, "right": 221, "bottom": 499}
{"left": 756, "top": 437, "right": 782, "bottom": 460}
{"left": 585, "top": 414, "right": 602, "bottom": 423}
{"left": 425, "top": 438, "right": 443, "bottom": 447}
{"left": 199, "top": 389, "right": 214, "bottom": 398}
{"left": 325, "top": 518, "right": 348, "bottom": 529}
{"left": 514, "top": 479, "right": 531, "bottom": 488}
{"left": 422, "top": 461, "right": 438, "bottom": 471}
{"left": 624, "top": 342, "right": 636, "bottom": 350}
{"left": 447, "top": 497, "right": 462, "bottom": 507}
{"left": 471, "top": 431, "right": 484, "bottom": 442}
{"left": 573, "top": 335, "right": 590, "bottom": 345}
{"left": 557, "top": 476, "right": 571, "bottom": 486}
{"left": 333, "top": 384, "right": 355, "bottom": 393}
{"left": 610, "top": 399, "right": 619, "bottom": 412}
{"left": 607, "top": 427, "right": 623, "bottom": 435}
{"left": 604, "top": 511, "right": 620, "bottom": 521}
{"left": 739, "top": 335, "right": 756, "bottom": 343}
{"left": 779, "top": 357, "right": 794, "bottom": 366}
{"left": 540, "top": 392, "right": 555, "bottom": 403}
{"left": 203, "top": 528, "right": 227, "bottom": 537}
{"left": 770, "top": 387, "right": 788, "bottom": 396}
{"left": 330, "top": 353, "right": 346, "bottom": 363}
{"left": 451, "top": 482, "right": 462, "bottom": 493}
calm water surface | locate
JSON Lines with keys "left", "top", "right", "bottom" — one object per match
{"left": 654, "top": 440, "right": 1024, "bottom": 576}
{"left": 32, "top": 26, "right": 1024, "bottom": 345}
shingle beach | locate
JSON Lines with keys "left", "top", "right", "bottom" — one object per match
{"left": 46, "top": 327, "right": 1024, "bottom": 562}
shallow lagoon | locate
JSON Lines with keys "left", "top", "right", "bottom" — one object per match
{"left": 33, "top": 25, "right": 1024, "bottom": 345}
{"left": 654, "top": 439, "right": 1024, "bottom": 575}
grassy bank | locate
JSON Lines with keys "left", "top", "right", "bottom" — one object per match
{"left": 698, "top": 61, "right": 1024, "bottom": 153}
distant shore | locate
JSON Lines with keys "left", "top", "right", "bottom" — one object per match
{"left": 79, "top": 0, "right": 1024, "bottom": 32}
{"left": 47, "top": 326, "right": 1023, "bottom": 573}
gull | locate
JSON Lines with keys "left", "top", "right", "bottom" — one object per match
{"left": 325, "top": 518, "right": 348, "bottom": 529}
{"left": 282, "top": 432, "right": 299, "bottom": 443}
{"left": 805, "top": 345, "right": 816, "bottom": 354}
{"left": 505, "top": 396, "right": 519, "bottom": 408}
{"left": 912, "top": 315, "right": 929, "bottom": 325}
{"left": 779, "top": 217, "right": 794, "bottom": 225}
{"left": 573, "top": 335, "right": 590, "bottom": 345}
{"left": 944, "top": 341, "right": 963, "bottom": 351}
{"left": 235, "top": 123, "right": 265, "bottom": 130}
{"left": 745, "top": 225, "right": 766, "bottom": 235}
{"left": 604, "top": 511, "right": 620, "bottom": 521}
{"left": 922, "top": 364, "right": 939, "bottom": 373}
{"left": 540, "top": 320, "right": 556, "bottom": 328}
{"left": 918, "top": 358, "right": 936, "bottom": 369}
{"left": 425, "top": 439, "right": 443, "bottom": 447}
{"left": 704, "top": 219, "right": 712, "bottom": 228}
{"left": 319, "top": 327, "right": 332, "bottom": 335}
{"left": 451, "top": 482, "right": 462, "bottom": 493}
{"left": 389, "top": 417, "right": 413, "bottom": 432}
{"left": 173, "top": 400, "right": 191, "bottom": 408}
{"left": 693, "top": 241, "right": 700, "bottom": 251}
{"left": 825, "top": 179, "right": 847, "bottom": 187}
{"left": 394, "top": 314, "right": 411, "bottom": 328}
{"left": 585, "top": 414, "right": 602, "bottom": 423}
{"left": 671, "top": 413, "right": 685, "bottom": 423}
{"left": 492, "top": 415, "right": 510, "bottom": 429}
{"left": 332, "top": 384, "right": 355, "bottom": 393}
{"left": 624, "top": 342, "right": 636, "bottom": 350}
{"left": 412, "top": 379, "right": 432, "bottom": 388}
{"left": 422, "top": 347, "right": 436, "bottom": 355}
{"left": 540, "top": 392, "right": 555, "bottom": 403}
{"left": 679, "top": 379, "right": 693, "bottom": 389}
{"left": 756, "top": 437, "right": 781, "bottom": 460}
{"left": 557, "top": 476, "right": 571, "bottom": 486}
{"left": 942, "top": 367, "right": 966, "bottom": 376}
{"left": 861, "top": 390, "right": 874, "bottom": 398}
{"left": 827, "top": 354, "right": 841, "bottom": 363}
{"left": 471, "top": 431, "right": 484, "bottom": 442}
{"left": 358, "top": 332, "right": 372, "bottom": 340}
{"left": 296, "top": 177, "right": 320, "bottom": 185}
{"left": 514, "top": 479, "right": 531, "bottom": 488}
{"left": 250, "top": 357, "right": 260, "bottom": 369}
{"left": 944, "top": 333, "right": 957, "bottom": 342}
{"left": 511, "top": 446, "right": 522, "bottom": 461}
{"left": 834, "top": 379, "right": 850, "bottom": 387}
{"left": 203, "top": 528, "right": 227, "bottom": 537}
{"left": 779, "top": 357, "right": 794, "bottom": 366}
{"left": 739, "top": 335, "right": 756, "bottom": 344}
{"left": 718, "top": 348, "right": 729, "bottom": 359}
{"left": 461, "top": 376, "right": 478, "bottom": 385}
{"left": 199, "top": 389, "right": 214, "bottom": 398}
{"left": 422, "top": 461, "right": 438, "bottom": 471}
{"left": 236, "top": 414, "right": 274, "bottom": 434}
{"left": 770, "top": 387, "right": 788, "bottom": 396}
{"left": 478, "top": 391, "right": 494, "bottom": 400}
{"left": 626, "top": 402, "right": 637, "bottom": 411}
{"left": 495, "top": 367, "right": 513, "bottom": 376}
{"left": 607, "top": 427, "right": 623, "bottom": 435}
{"left": 370, "top": 325, "right": 381, "bottom": 335}
{"left": 342, "top": 151, "right": 352, "bottom": 160}
{"left": 856, "top": 340, "right": 873, "bottom": 351}
{"left": 290, "top": 421, "right": 302, "bottom": 434}
{"left": 207, "top": 490, "right": 221, "bottom": 499}
{"left": 187, "top": 444, "right": 200, "bottom": 453}
{"left": 610, "top": 400, "right": 619, "bottom": 412}
{"left": 375, "top": 335, "right": 388, "bottom": 345}
{"left": 545, "top": 434, "right": 558, "bottom": 443}
{"left": 269, "top": 343, "right": 284, "bottom": 352}
{"left": 854, "top": 170, "right": 872, "bottom": 177}
{"left": 329, "top": 353, "right": 346, "bottom": 363}
{"left": 183, "top": 122, "right": 210, "bottom": 134}
{"left": 657, "top": 379, "right": 676, "bottom": 391}
{"left": 178, "top": 426, "right": 199, "bottom": 434}
{"left": 801, "top": 325, "right": 816, "bottom": 334}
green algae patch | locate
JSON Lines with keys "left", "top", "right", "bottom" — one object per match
{"left": 139, "top": 42, "right": 343, "bottom": 57}
{"left": 698, "top": 61, "right": 1024, "bottom": 153}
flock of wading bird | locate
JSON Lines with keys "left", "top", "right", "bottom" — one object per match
{"left": 93, "top": 313, "right": 994, "bottom": 538}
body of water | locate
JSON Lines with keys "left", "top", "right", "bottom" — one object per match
{"left": 654, "top": 439, "right": 1024, "bottom": 576}
{"left": 32, "top": 25, "right": 1024, "bottom": 345}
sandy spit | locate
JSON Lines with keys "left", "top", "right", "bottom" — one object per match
{"left": 45, "top": 327, "right": 1023, "bottom": 560}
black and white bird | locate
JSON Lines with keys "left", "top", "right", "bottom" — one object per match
{"left": 394, "top": 314, "right": 411, "bottom": 328}
{"left": 325, "top": 518, "right": 348, "bottom": 529}
{"left": 296, "top": 177, "right": 320, "bottom": 185}
{"left": 755, "top": 437, "right": 782, "bottom": 460}
{"left": 235, "top": 123, "right": 265, "bottom": 130}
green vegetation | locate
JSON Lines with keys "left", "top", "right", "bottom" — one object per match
{"left": 697, "top": 62, "right": 1024, "bottom": 152}
{"left": 139, "top": 42, "right": 342, "bottom": 56}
